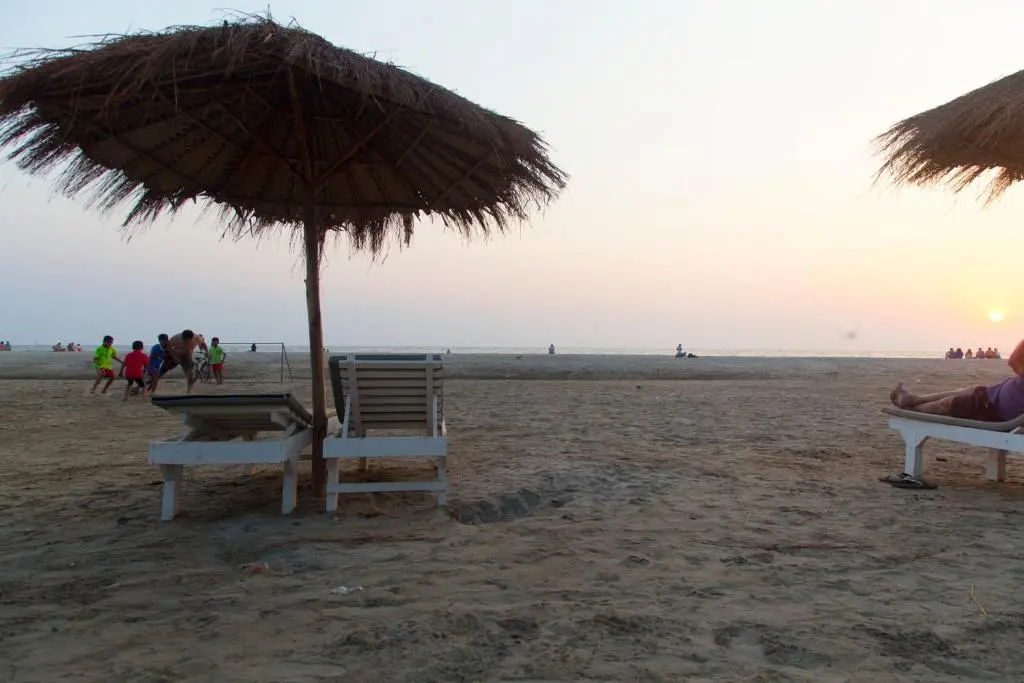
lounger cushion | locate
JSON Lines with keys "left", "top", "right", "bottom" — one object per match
{"left": 882, "top": 406, "right": 1024, "bottom": 432}
{"left": 151, "top": 393, "right": 313, "bottom": 426}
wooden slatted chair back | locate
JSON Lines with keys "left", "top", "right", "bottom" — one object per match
{"left": 327, "top": 354, "right": 443, "bottom": 435}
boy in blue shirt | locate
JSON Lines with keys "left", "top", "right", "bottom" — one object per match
{"left": 145, "top": 333, "right": 169, "bottom": 396}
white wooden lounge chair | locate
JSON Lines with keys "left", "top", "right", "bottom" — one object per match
{"left": 148, "top": 394, "right": 313, "bottom": 520}
{"left": 883, "top": 407, "right": 1024, "bottom": 482}
{"left": 323, "top": 354, "right": 448, "bottom": 512}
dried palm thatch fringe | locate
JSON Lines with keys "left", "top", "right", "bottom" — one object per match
{"left": 0, "top": 14, "right": 567, "bottom": 257}
{"left": 875, "top": 68, "right": 1024, "bottom": 203}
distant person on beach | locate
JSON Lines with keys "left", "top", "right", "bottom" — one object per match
{"left": 945, "top": 347, "right": 955, "bottom": 359}
{"left": 965, "top": 349, "right": 974, "bottom": 359}
{"left": 890, "top": 338, "right": 1024, "bottom": 421}
{"left": 548, "top": 344, "right": 556, "bottom": 355}
{"left": 209, "top": 337, "right": 226, "bottom": 384}
{"left": 976, "top": 347, "right": 986, "bottom": 359}
{"left": 251, "top": 343, "right": 257, "bottom": 352}
{"left": 122, "top": 341, "right": 149, "bottom": 401}
{"left": 90, "top": 335, "right": 123, "bottom": 395}
{"left": 675, "top": 344, "right": 685, "bottom": 359}
{"left": 158, "top": 329, "right": 207, "bottom": 394}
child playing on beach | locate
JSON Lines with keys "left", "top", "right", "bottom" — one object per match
{"left": 146, "top": 333, "right": 169, "bottom": 395}
{"left": 90, "top": 335, "right": 123, "bottom": 394}
{"left": 122, "top": 341, "right": 149, "bottom": 401}
{"left": 209, "top": 337, "right": 226, "bottom": 384}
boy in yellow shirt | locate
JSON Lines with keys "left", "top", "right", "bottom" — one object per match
{"left": 90, "top": 335, "right": 124, "bottom": 394}
{"left": 209, "top": 337, "right": 226, "bottom": 384}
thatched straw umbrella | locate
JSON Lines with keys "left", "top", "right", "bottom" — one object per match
{"left": 0, "top": 16, "right": 567, "bottom": 499}
{"left": 876, "top": 69, "right": 1024, "bottom": 200}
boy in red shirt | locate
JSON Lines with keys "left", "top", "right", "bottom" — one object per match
{"left": 122, "top": 340, "right": 150, "bottom": 401}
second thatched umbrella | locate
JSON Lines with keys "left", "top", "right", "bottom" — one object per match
{"left": 876, "top": 68, "right": 1024, "bottom": 200}
{"left": 0, "top": 17, "right": 567, "bottom": 498}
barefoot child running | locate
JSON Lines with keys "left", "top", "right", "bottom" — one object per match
{"left": 90, "top": 335, "right": 123, "bottom": 394}
{"left": 122, "top": 341, "right": 149, "bottom": 401}
{"left": 145, "top": 333, "right": 169, "bottom": 396}
{"left": 209, "top": 337, "right": 226, "bottom": 384}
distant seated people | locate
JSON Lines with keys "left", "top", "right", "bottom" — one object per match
{"left": 965, "top": 349, "right": 974, "bottom": 359}
{"left": 250, "top": 343, "right": 257, "bottom": 352}
{"left": 52, "top": 342, "right": 64, "bottom": 352}
{"left": 945, "top": 347, "right": 955, "bottom": 359}
{"left": 548, "top": 344, "right": 555, "bottom": 355}
{"left": 993, "top": 347, "right": 1002, "bottom": 359}
{"left": 675, "top": 343, "right": 685, "bottom": 359}
{"left": 976, "top": 347, "right": 986, "bottom": 359}
{"left": 954, "top": 347, "right": 964, "bottom": 359}
{"left": 985, "top": 347, "right": 997, "bottom": 359}
{"left": 889, "top": 338, "right": 1024, "bottom": 421}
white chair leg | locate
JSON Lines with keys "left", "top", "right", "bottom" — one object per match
{"left": 435, "top": 456, "right": 448, "bottom": 506}
{"left": 281, "top": 456, "right": 298, "bottom": 514}
{"left": 325, "top": 458, "right": 340, "bottom": 513}
{"left": 986, "top": 450, "right": 1008, "bottom": 482}
{"left": 901, "top": 431, "right": 927, "bottom": 477}
{"left": 159, "top": 464, "right": 183, "bottom": 521}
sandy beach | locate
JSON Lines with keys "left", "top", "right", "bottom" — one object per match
{"left": 2, "top": 352, "right": 1024, "bottom": 682}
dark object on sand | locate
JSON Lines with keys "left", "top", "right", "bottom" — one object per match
{"left": 879, "top": 472, "right": 937, "bottom": 490}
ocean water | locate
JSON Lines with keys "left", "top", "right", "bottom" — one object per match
{"left": 3, "top": 343, "right": 942, "bottom": 359}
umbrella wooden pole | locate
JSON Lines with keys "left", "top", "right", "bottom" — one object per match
{"left": 301, "top": 186, "right": 328, "bottom": 499}
{"left": 289, "top": 68, "right": 328, "bottom": 501}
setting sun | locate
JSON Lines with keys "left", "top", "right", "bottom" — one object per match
{"left": 990, "top": 311, "right": 1006, "bottom": 323}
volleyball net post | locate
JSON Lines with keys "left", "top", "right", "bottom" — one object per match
{"left": 216, "top": 342, "right": 294, "bottom": 383}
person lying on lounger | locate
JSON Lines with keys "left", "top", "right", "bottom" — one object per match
{"left": 890, "top": 338, "right": 1024, "bottom": 421}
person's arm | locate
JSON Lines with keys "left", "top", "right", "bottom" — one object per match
{"left": 1009, "top": 339, "right": 1024, "bottom": 376}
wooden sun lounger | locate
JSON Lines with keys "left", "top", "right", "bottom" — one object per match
{"left": 883, "top": 406, "right": 1024, "bottom": 482}
{"left": 323, "top": 354, "right": 448, "bottom": 512}
{"left": 148, "top": 394, "right": 313, "bottom": 520}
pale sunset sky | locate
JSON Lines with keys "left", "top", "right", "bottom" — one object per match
{"left": 0, "top": 0, "right": 1022, "bottom": 353}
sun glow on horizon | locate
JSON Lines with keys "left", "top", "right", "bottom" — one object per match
{"left": 990, "top": 311, "right": 1005, "bottom": 323}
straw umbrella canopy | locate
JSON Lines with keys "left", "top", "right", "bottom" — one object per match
{"left": 0, "top": 17, "right": 567, "bottom": 498}
{"left": 876, "top": 69, "right": 1024, "bottom": 200}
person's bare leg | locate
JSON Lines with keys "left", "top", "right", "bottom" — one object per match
{"left": 890, "top": 383, "right": 975, "bottom": 409}
{"left": 123, "top": 383, "right": 130, "bottom": 402}
{"left": 908, "top": 395, "right": 965, "bottom": 415}
{"left": 102, "top": 377, "right": 114, "bottom": 394}
{"left": 90, "top": 372, "right": 102, "bottom": 394}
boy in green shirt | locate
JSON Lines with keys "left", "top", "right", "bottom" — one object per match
{"left": 90, "top": 335, "right": 124, "bottom": 394}
{"left": 209, "top": 337, "right": 226, "bottom": 385}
